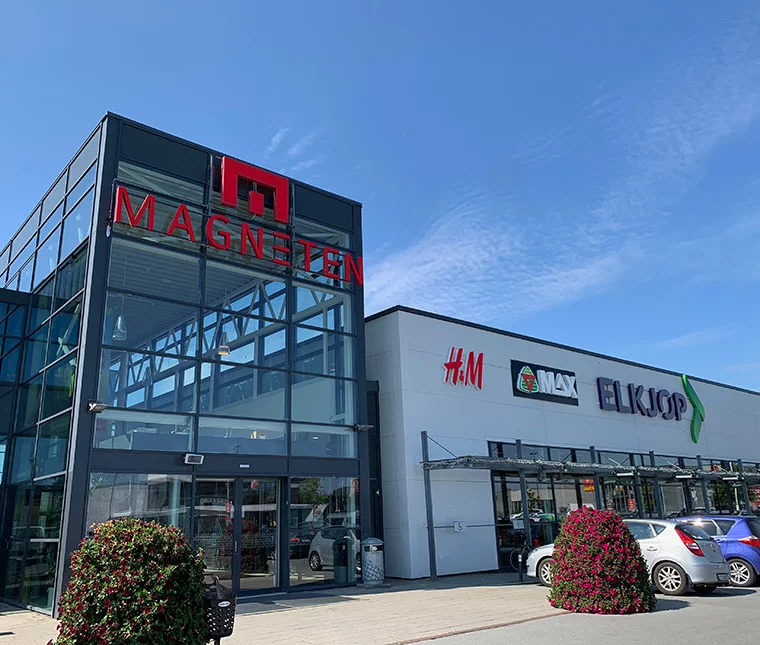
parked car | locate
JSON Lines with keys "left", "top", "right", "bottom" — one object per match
{"left": 674, "top": 516, "right": 760, "bottom": 587}
{"left": 308, "top": 526, "right": 361, "bottom": 573}
{"left": 526, "top": 518, "right": 729, "bottom": 595}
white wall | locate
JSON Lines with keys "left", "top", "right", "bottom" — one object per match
{"left": 365, "top": 309, "right": 760, "bottom": 579}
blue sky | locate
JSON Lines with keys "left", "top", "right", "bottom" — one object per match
{"left": 1, "top": 2, "right": 759, "bottom": 389}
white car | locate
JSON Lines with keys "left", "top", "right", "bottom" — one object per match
{"left": 308, "top": 526, "right": 361, "bottom": 572}
{"left": 526, "top": 518, "right": 730, "bottom": 595}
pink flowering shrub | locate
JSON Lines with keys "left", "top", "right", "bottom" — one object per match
{"left": 51, "top": 520, "right": 207, "bottom": 645}
{"left": 548, "top": 507, "right": 656, "bottom": 614}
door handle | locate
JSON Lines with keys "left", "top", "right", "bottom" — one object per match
{"left": 646, "top": 547, "right": 658, "bottom": 551}
{"left": 235, "top": 540, "right": 238, "bottom": 553}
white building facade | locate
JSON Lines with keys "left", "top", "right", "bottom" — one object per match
{"left": 365, "top": 307, "right": 760, "bottom": 580}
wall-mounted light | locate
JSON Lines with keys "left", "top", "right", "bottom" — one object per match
{"left": 88, "top": 401, "right": 109, "bottom": 413}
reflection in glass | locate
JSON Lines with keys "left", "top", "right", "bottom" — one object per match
{"left": 118, "top": 162, "right": 204, "bottom": 204}
{"left": 201, "top": 311, "right": 286, "bottom": 367}
{"left": 3, "top": 540, "right": 25, "bottom": 602}
{"left": 199, "top": 363, "right": 287, "bottom": 420}
{"left": 194, "top": 479, "right": 234, "bottom": 588}
{"left": 15, "top": 376, "right": 43, "bottom": 431}
{"left": 240, "top": 479, "right": 279, "bottom": 590}
{"left": 19, "top": 259, "right": 34, "bottom": 293}
{"left": 98, "top": 349, "right": 196, "bottom": 413}
{"left": 204, "top": 261, "right": 287, "bottom": 320}
{"left": 21, "top": 541, "right": 58, "bottom": 611}
{"left": 291, "top": 424, "right": 357, "bottom": 459}
{"left": 294, "top": 217, "right": 351, "bottom": 249}
{"left": 48, "top": 298, "right": 81, "bottom": 364}
{"left": 6, "top": 484, "right": 32, "bottom": 539}
{"left": 0, "top": 346, "right": 20, "bottom": 384}
{"left": 93, "top": 409, "right": 193, "bottom": 452}
{"left": 22, "top": 325, "right": 48, "bottom": 381}
{"left": 65, "top": 163, "right": 97, "bottom": 213}
{"left": 198, "top": 417, "right": 286, "bottom": 455}
{"left": 35, "top": 417, "right": 70, "bottom": 478}
{"left": 294, "top": 284, "right": 352, "bottom": 332}
{"left": 34, "top": 228, "right": 61, "bottom": 288}
{"left": 289, "top": 476, "right": 360, "bottom": 587}
{"left": 60, "top": 188, "right": 94, "bottom": 261}
{"left": 28, "top": 279, "right": 55, "bottom": 332}
{"left": 68, "top": 131, "right": 100, "bottom": 191}
{"left": 10, "top": 430, "right": 36, "bottom": 484}
{"left": 28, "top": 476, "right": 64, "bottom": 539}
{"left": 295, "top": 327, "right": 354, "bottom": 378}
{"left": 42, "top": 355, "right": 77, "bottom": 419}
{"left": 55, "top": 248, "right": 87, "bottom": 310}
{"left": 103, "top": 291, "right": 198, "bottom": 357}
{"left": 86, "top": 472, "right": 192, "bottom": 535}
{"left": 291, "top": 374, "right": 355, "bottom": 426}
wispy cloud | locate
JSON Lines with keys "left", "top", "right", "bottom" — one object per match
{"left": 657, "top": 327, "right": 733, "bottom": 351}
{"left": 291, "top": 157, "right": 323, "bottom": 173}
{"left": 264, "top": 128, "right": 289, "bottom": 157}
{"left": 287, "top": 130, "right": 323, "bottom": 157}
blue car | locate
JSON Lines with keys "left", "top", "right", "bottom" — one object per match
{"left": 675, "top": 516, "right": 760, "bottom": 587}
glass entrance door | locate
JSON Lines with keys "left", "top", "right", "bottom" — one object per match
{"left": 194, "top": 477, "right": 280, "bottom": 595}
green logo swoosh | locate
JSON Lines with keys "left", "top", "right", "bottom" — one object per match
{"left": 682, "top": 375, "right": 705, "bottom": 444}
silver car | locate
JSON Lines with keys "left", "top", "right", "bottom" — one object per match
{"left": 526, "top": 518, "right": 730, "bottom": 595}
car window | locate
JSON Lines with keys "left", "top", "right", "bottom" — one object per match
{"left": 652, "top": 523, "right": 667, "bottom": 535}
{"left": 715, "top": 519, "right": 737, "bottom": 535}
{"left": 627, "top": 522, "right": 655, "bottom": 540}
{"left": 678, "top": 523, "right": 713, "bottom": 541}
{"left": 687, "top": 520, "right": 718, "bottom": 536}
{"left": 746, "top": 520, "right": 760, "bottom": 539}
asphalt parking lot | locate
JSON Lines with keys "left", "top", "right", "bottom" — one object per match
{"left": 428, "top": 586, "right": 760, "bottom": 645}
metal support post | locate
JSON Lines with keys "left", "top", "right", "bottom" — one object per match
{"left": 421, "top": 431, "right": 437, "bottom": 581}
{"left": 518, "top": 472, "right": 532, "bottom": 550}
{"left": 738, "top": 460, "right": 752, "bottom": 514}
{"left": 590, "top": 446, "right": 603, "bottom": 510}
{"left": 650, "top": 451, "right": 664, "bottom": 518}
{"left": 633, "top": 472, "right": 645, "bottom": 519}
{"left": 697, "top": 455, "right": 711, "bottom": 513}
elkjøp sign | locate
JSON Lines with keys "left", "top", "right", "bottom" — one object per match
{"left": 111, "top": 156, "right": 364, "bottom": 285}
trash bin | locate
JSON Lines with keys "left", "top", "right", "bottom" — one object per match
{"left": 204, "top": 577, "right": 236, "bottom": 644}
{"left": 361, "top": 538, "right": 385, "bottom": 586}
{"left": 333, "top": 535, "right": 350, "bottom": 584}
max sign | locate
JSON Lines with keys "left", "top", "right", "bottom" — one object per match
{"left": 112, "top": 157, "right": 363, "bottom": 285}
{"left": 597, "top": 377, "right": 687, "bottom": 421}
{"left": 511, "top": 361, "right": 579, "bottom": 406}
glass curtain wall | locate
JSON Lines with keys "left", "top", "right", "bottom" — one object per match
{"left": 0, "top": 126, "right": 99, "bottom": 611}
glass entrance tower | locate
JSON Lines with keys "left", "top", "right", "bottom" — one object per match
{"left": 0, "top": 114, "right": 369, "bottom": 614}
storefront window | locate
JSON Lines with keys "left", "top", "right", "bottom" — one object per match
{"left": 35, "top": 416, "right": 70, "bottom": 478}
{"left": 197, "top": 417, "right": 286, "bottom": 455}
{"left": 199, "top": 363, "right": 287, "bottom": 420}
{"left": 86, "top": 472, "right": 192, "bottom": 535}
{"left": 9, "top": 430, "right": 36, "bottom": 484}
{"left": 291, "top": 374, "right": 355, "bottom": 426}
{"left": 291, "top": 424, "right": 357, "bottom": 459}
{"left": 28, "top": 476, "right": 64, "bottom": 539}
{"left": 93, "top": 409, "right": 193, "bottom": 452}
{"left": 289, "top": 476, "right": 360, "bottom": 587}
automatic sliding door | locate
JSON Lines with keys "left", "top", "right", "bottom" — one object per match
{"left": 194, "top": 478, "right": 234, "bottom": 589}
{"left": 239, "top": 478, "right": 279, "bottom": 592}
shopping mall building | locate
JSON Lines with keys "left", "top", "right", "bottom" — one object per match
{"left": 1, "top": 115, "right": 759, "bottom": 614}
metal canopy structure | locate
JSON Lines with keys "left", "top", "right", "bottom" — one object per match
{"left": 419, "top": 432, "right": 758, "bottom": 581}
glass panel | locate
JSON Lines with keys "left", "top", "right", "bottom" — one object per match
{"left": 103, "top": 291, "right": 198, "bottom": 357}
{"left": 108, "top": 237, "right": 201, "bottom": 303}
{"left": 5, "top": 484, "right": 33, "bottom": 538}
{"left": 15, "top": 376, "right": 43, "bottom": 431}
{"left": 574, "top": 449, "right": 593, "bottom": 464}
{"left": 48, "top": 298, "right": 82, "bottom": 365}
{"left": 201, "top": 311, "right": 286, "bottom": 367}
{"left": 294, "top": 217, "right": 352, "bottom": 249}
{"left": 197, "top": 417, "right": 286, "bottom": 455}
{"left": 10, "top": 429, "right": 36, "bottom": 484}
{"left": 627, "top": 522, "right": 655, "bottom": 540}
{"left": 14, "top": 211, "right": 40, "bottom": 257}
{"left": 1, "top": 346, "right": 20, "bottom": 384}
{"left": 68, "top": 130, "right": 100, "bottom": 188}
{"left": 42, "top": 174, "right": 66, "bottom": 221}
{"left": 204, "top": 261, "right": 287, "bottom": 320}
{"left": 291, "top": 374, "right": 355, "bottom": 426}
{"left": 194, "top": 478, "right": 234, "bottom": 588}
{"left": 294, "top": 284, "right": 352, "bottom": 332}
{"left": 113, "top": 187, "right": 204, "bottom": 252}
{"left": 5, "top": 306, "right": 25, "bottom": 337}
{"left": 34, "top": 227, "right": 61, "bottom": 288}
{"left": 38, "top": 202, "right": 62, "bottom": 246}
{"left": 93, "top": 409, "right": 193, "bottom": 452}
{"left": 42, "top": 355, "right": 77, "bottom": 419}
{"left": 22, "top": 324, "right": 49, "bottom": 381}
{"left": 21, "top": 541, "right": 58, "bottom": 611}
{"left": 3, "top": 540, "right": 25, "bottom": 602}
{"left": 9, "top": 239, "right": 35, "bottom": 280}
{"left": 295, "top": 327, "right": 354, "bottom": 378}
{"left": 203, "top": 213, "right": 287, "bottom": 274}
{"left": 199, "top": 362, "right": 286, "bottom": 420}
{"left": 98, "top": 349, "right": 196, "bottom": 413}
{"left": 0, "top": 392, "right": 13, "bottom": 437}
{"left": 86, "top": 472, "right": 192, "bottom": 535}
{"left": 715, "top": 519, "right": 737, "bottom": 534}
{"left": 28, "top": 476, "right": 64, "bottom": 539}
{"left": 289, "top": 476, "right": 360, "bottom": 587}
{"left": 60, "top": 187, "right": 94, "bottom": 261}
{"left": 523, "top": 445, "right": 550, "bottom": 461}
{"left": 599, "top": 452, "right": 633, "bottom": 467}
{"left": 35, "top": 416, "right": 70, "bottom": 478}
{"left": 65, "top": 163, "right": 97, "bottom": 212}
{"left": 55, "top": 248, "right": 87, "bottom": 309}
{"left": 0, "top": 245, "right": 9, "bottom": 274}
{"left": 240, "top": 479, "right": 279, "bottom": 591}
{"left": 118, "top": 162, "right": 205, "bottom": 204}
{"left": 291, "top": 424, "right": 356, "bottom": 458}
{"left": 19, "top": 258, "right": 35, "bottom": 293}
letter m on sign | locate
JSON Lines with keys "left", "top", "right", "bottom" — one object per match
{"left": 464, "top": 352, "right": 484, "bottom": 390}
{"left": 114, "top": 186, "right": 155, "bottom": 231}
{"left": 220, "top": 156, "right": 290, "bottom": 224}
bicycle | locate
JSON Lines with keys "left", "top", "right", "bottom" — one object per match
{"left": 509, "top": 542, "right": 533, "bottom": 572}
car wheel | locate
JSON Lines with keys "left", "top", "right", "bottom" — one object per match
{"left": 653, "top": 562, "right": 688, "bottom": 595}
{"left": 728, "top": 558, "right": 756, "bottom": 587}
{"left": 308, "top": 551, "right": 323, "bottom": 571}
{"left": 538, "top": 558, "right": 553, "bottom": 587}
{"left": 693, "top": 584, "right": 718, "bottom": 594}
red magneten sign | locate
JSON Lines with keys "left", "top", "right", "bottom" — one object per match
{"left": 443, "top": 347, "right": 484, "bottom": 390}
{"left": 112, "top": 156, "right": 363, "bottom": 285}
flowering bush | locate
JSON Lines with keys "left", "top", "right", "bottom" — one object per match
{"left": 51, "top": 520, "right": 207, "bottom": 645}
{"left": 548, "top": 507, "right": 656, "bottom": 614}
